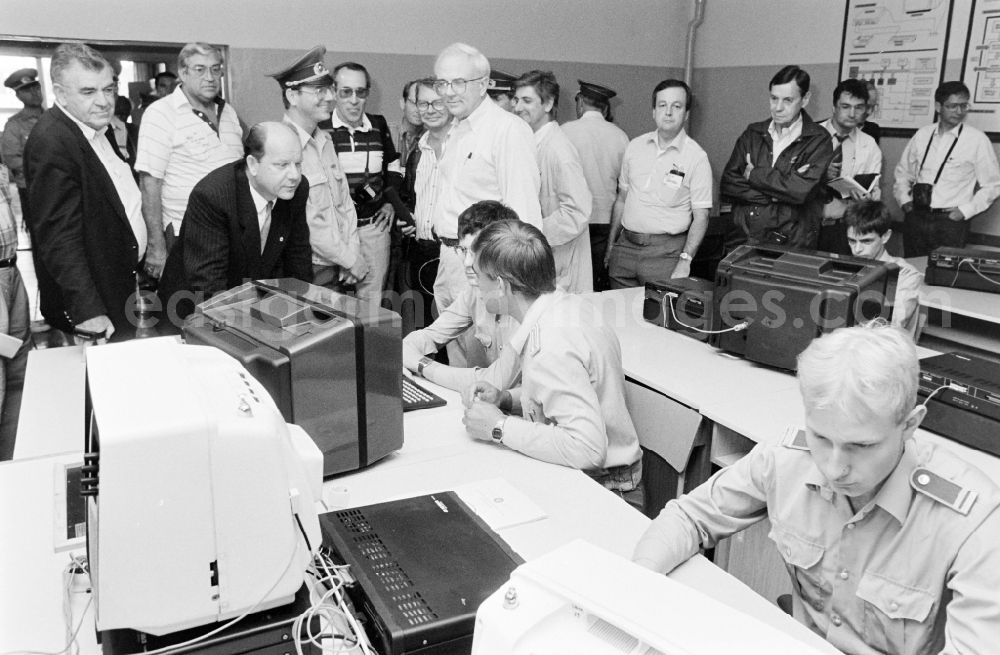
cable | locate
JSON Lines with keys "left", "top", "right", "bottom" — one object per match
{"left": 130, "top": 516, "right": 306, "bottom": 655}
{"left": 962, "top": 259, "right": 1000, "bottom": 288}
{"left": 661, "top": 293, "right": 749, "bottom": 335}
{"left": 417, "top": 256, "right": 440, "bottom": 296}
{"left": 0, "top": 555, "right": 92, "bottom": 655}
{"left": 919, "top": 383, "right": 957, "bottom": 409}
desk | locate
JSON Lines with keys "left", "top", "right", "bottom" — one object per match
{"left": 908, "top": 255, "right": 1000, "bottom": 356}
{"left": 1, "top": 377, "right": 838, "bottom": 655}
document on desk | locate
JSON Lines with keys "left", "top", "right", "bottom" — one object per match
{"left": 454, "top": 477, "right": 548, "bottom": 531}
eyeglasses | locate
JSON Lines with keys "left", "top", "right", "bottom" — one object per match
{"left": 186, "top": 64, "right": 223, "bottom": 79}
{"left": 417, "top": 99, "right": 446, "bottom": 112}
{"left": 942, "top": 102, "right": 970, "bottom": 111}
{"left": 433, "top": 75, "right": 486, "bottom": 95}
{"left": 298, "top": 84, "right": 334, "bottom": 97}
{"left": 336, "top": 87, "right": 369, "bottom": 99}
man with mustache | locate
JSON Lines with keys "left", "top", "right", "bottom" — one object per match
{"left": 135, "top": 42, "right": 244, "bottom": 279}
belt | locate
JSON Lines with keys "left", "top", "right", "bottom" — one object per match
{"left": 356, "top": 215, "right": 380, "bottom": 227}
{"left": 437, "top": 235, "right": 460, "bottom": 248}
{"left": 0, "top": 255, "right": 16, "bottom": 268}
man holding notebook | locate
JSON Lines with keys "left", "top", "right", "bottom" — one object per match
{"left": 817, "top": 79, "right": 882, "bottom": 255}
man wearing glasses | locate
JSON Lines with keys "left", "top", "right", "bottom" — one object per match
{"left": 136, "top": 42, "right": 244, "bottom": 279}
{"left": 320, "top": 62, "right": 400, "bottom": 306}
{"left": 431, "top": 42, "right": 541, "bottom": 366}
{"left": 893, "top": 81, "right": 1000, "bottom": 256}
{"left": 272, "top": 46, "right": 367, "bottom": 292}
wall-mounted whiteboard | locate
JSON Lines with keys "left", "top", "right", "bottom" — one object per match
{"left": 839, "top": 0, "right": 954, "bottom": 134}
{"left": 962, "top": 0, "right": 1000, "bottom": 137}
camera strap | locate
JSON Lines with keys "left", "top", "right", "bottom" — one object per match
{"left": 918, "top": 123, "right": 962, "bottom": 185}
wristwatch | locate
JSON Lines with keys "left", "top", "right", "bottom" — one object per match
{"left": 417, "top": 356, "right": 433, "bottom": 378}
{"left": 678, "top": 251, "right": 693, "bottom": 262}
{"left": 491, "top": 417, "right": 508, "bottom": 444}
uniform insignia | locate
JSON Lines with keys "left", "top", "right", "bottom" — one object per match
{"left": 781, "top": 426, "right": 810, "bottom": 451}
{"left": 313, "top": 62, "right": 328, "bottom": 76}
{"left": 527, "top": 324, "right": 541, "bottom": 355}
{"left": 910, "top": 467, "right": 978, "bottom": 515}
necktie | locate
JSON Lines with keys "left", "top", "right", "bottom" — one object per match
{"left": 831, "top": 133, "right": 848, "bottom": 167}
{"left": 260, "top": 201, "right": 273, "bottom": 254}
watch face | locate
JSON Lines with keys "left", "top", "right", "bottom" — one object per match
{"left": 491, "top": 427, "right": 502, "bottom": 442}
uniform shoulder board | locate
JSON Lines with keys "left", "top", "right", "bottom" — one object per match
{"left": 781, "top": 426, "right": 810, "bottom": 451}
{"left": 911, "top": 467, "right": 978, "bottom": 516}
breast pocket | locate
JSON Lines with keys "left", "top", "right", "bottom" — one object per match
{"left": 769, "top": 526, "right": 828, "bottom": 609}
{"left": 939, "top": 157, "right": 975, "bottom": 188}
{"left": 857, "top": 572, "right": 935, "bottom": 655}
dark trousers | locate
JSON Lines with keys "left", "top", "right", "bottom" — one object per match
{"left": 902, "top": 208, "right": 969, "bottom": 258}
{"left": 393, "top": 237, "right": 440, "bottom": 335}
{"left": 589, "top": 224, "right": 611, "bottom": 291}
{"left": 608, "top": 229, "right": 686, "bottom": 289}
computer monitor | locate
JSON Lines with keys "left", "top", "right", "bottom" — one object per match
{"left": 82, "top": 338, "right": 323, "bottom": 635}
{"left": 184, "top": 278, "right": 404, "bottom": 477}
{"left": 710, "top": 245, "right": 898, "bottom": 370}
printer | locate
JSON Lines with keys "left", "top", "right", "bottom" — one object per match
{"left": 184, "top": 278, "right": 403, "bottom": 477}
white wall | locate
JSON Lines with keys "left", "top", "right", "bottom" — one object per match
{"left": 0, "top": 0, "right": 689, "bottom": 66}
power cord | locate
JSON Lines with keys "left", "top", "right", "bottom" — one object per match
{"left": 957, "top": 258, "right": 1000, "bottom": 288}
{"left": 660, "top": 293, "right": 749, "bottom": 334}
{"left": 0, "top": 554, "right": 92, "bottom": 655}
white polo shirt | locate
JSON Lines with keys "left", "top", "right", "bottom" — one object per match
{"left": 135, "top": 86, "right": 243, "bottom": 232}
{"left": 619, "top": 129, "right": 712, "bottom": 235}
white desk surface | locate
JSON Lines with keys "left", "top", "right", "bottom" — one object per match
{"left": 584, "top": 288, "right": 798, "bottom": 409}
{"left": 1, "top": 389, "right": 837, "bottom": 655}
{"left": 14, "top": 345, "right": 86, "bottom": 459}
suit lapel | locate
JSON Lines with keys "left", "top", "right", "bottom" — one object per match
{"left": 53, "top": 107, "right": 131, "bottom": 230}
{"left": 235, "top": 166, "right": 263, "bottom": 274}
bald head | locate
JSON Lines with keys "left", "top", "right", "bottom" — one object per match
{"left": 244, "top": 122, "right": 303, "bottom": 201}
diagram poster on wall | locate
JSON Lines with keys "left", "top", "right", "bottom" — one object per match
{"left": 840, "top": 0, "right": 954, "bottom": 133}
{"left": 962, "top": 0, "right": 1000, "bottom": 137}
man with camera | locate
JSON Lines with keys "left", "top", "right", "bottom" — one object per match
{"left": 893, "top": 81, "right": 1000, "bottom": 257}
{"left": 320, "top": 62, "right": 401, "bottom": 304}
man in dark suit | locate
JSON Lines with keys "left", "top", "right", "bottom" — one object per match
{"left": 157, "top": 121, "right": 312, "bottom": 329}
{"left": 24, "top": 43, "right": 147, "bottom": 342}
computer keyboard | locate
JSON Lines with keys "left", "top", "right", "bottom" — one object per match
{"left": 402, "top": 375, "right": 447, "bottom": 412}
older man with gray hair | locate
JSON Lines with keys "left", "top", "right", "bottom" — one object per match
{"left": 135, "top": 42, "right": 244, "bottom": 279}
{"left": 431, "top": 42, "right": 541, "bottom": 366}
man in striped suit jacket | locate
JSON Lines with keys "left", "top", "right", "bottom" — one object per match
{"left": 157, "top": 122, "right": 312, "bottom": 329}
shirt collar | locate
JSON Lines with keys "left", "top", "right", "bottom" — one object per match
{"left": 803, "top": 439, "right": 917, "bottom": 525}
{"left": 580, "top": 110, "right": 604, "bottom": 120}
{"left": 508, "top": 290, "right": 563, "bottom": 354}
{"left": 56, "top": 101, "right": 105, "bottom": 142}
{"left": 768, "top": 113, "right": 803, "bottom": 140}
{"left": 534, "top": 120, "right": 556, "bottom": 145}
{"left": 821, "top": 119, "right": 857, "bottom": 142}
{"left": 463, "top": 95, "right": 497, "bottom": 133}
{"left": 282, "top": 115, "right": 327, "bottom": 148}
{"left": 647, "top": 128, "right": 687, "bottom": 153}
{"left": 246, "top": 178, "right": 271, "bottom": 215}
{"left": 329, "top": 110, "right": 372, "bottom": 132}
{"left": 935, "top": 122, "right": 963, "bottom": 138}
{"left": 172, "top": 84, "right": 225, "bottom": 112}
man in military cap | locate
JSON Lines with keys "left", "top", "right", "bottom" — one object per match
{"left": 634, "top": 322, "right": 1000, "bottom": 655}
{"left": 1, "top": 68, "right": 44, "bottom": 238}
{"left": 562, "top": 80, "right": 628, "bottom": 291}
{"left": 487, "top": 69, "right": 517, "bottom": 112}
{"left": 271, "top": 46, "right": 367, "bottom": 293}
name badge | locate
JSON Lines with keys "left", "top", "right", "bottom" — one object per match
{"left": 664, "top": 168, "right": 685, "bottom": 189}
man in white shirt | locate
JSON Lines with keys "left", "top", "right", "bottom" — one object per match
{"left": 136, "top": 42, "right": 244, "bottom": 279}
{"left": 818, "top": 78, "right": 883, "bottom": 255}
{"left": 562, "top": 80, "right": 629, "bottom": 291}
{"left": 513, "top": 70, "right": 593, "bottom": 293}
{"left": 893, "top": 81, "right": 1000, "bottom": 257}
{"left": 431, "top": 42, "right": 542, "bottom": 366}
{"left": 271, "top": 46, "right": 367, "bottom": 292}
{"left": 462, "top": 220, "right": 641, "bottom": 492}
{"left": 844, "top": 200, "right": 923, "bottom": 335}
{"left": 606, "top": 80, "right": 712, "bottom": 288}
{"left": 24, "top": 43, "right": 147, "bottom": 342}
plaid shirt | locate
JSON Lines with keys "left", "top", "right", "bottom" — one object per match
{"left": 0, "top": 166, "right": 18, "bottom": 260}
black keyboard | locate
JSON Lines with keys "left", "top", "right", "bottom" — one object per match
{"left": 402, "top": 375, "right": 447, "bottom": 412}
